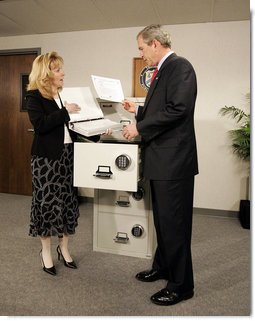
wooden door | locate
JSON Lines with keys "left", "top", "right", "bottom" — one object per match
{"left": 0, "top": 52, "right": 38, "bottom": 195}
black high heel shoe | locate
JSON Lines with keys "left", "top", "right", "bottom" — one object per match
{"left": 56, "top": 245, "right": 77, "bottom": 269}
{"left": 39, "top": 250, "right": 56, "bottom": 275}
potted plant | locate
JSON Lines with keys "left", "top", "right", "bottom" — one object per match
{"left": 219, "top": 93, "right": 250, "bottom": 229}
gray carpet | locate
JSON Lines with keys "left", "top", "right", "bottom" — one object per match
{"left": 0, "top": 193, "right": 250, "bottom": 316}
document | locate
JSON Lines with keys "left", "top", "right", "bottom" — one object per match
{"left": 60, "top": 87, "right": 123, "bottom": 137}
{"left": 91, "top": 75, "right": 124, "bottom": 103}
{"left": 60, "top": 87, "right": 103, "bottom": 122}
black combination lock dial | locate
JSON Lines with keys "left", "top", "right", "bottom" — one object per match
{"left": 131, "top": 224, "right": 144, "bottom": 238}
{"left": 132, "top": 187, "right": 145, "bottom": 201}
{"left": 115, "top": 154, "right": 131, "bottom": 170}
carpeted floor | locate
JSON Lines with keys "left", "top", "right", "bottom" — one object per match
{"left": 0, "top": 193, "right": 250, "bottom": 316}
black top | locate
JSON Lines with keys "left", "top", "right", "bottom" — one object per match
{"left": 26, "top": 89, "right": 77, "bottom": 160}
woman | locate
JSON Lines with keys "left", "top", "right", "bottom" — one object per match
{"left": 26, "top": 52, "right": 81, "bottom": 275}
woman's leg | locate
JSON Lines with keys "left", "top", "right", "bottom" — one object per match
{"left": 58, "top": 234, "right": 73, "bottom": 262}
{"left": 40, "top": 236, "right": 54, "bottom": 268}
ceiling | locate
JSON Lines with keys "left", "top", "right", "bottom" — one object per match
{"left": 0, "top": 0, "right": 250, "bottom": 37}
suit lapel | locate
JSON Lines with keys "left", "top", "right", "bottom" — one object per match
{"left": 142, "top": 53, "right": 177, "bottom": 115}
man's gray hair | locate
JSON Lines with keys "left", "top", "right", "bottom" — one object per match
{"left": 137, "top": 24, "right": 171, "bottom": 48}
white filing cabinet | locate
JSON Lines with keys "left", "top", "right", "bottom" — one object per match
{"left": 73, "top": 99, "right": 156, "bottom": 258}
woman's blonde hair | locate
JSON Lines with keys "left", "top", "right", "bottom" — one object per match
{"left": 27, "top": 51, "right": 64, "bottom": 99}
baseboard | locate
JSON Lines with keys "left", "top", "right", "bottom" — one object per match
{"left": 193, "top": 207, "right": 238, "bottom": 219}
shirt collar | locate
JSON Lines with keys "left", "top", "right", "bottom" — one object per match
{"left": 157, "top": 50, "right": 175, "bottom": 70}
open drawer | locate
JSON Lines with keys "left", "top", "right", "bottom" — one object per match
{"left": 73, "top": 142, "right": 139, "bottom": 192}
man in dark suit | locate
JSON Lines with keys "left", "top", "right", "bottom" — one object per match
{"left": 122, "top": 24, "right": 198, "bottom": 306}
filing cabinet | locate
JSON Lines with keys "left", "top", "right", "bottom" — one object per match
{"left": 74, "top": 140, "right": 156, "bottom": 258}
{"left": 73, "top": 99, "right": 156, "bottom": 258}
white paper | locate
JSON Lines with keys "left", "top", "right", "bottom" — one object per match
{"left": 91, "top": 75, "right": 124, "bottom": 103}
{"left": 60, "top": 87, "right": 103, "bottom": 122}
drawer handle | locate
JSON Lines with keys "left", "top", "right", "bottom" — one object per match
{"left": 113, "top": 232, "right": 129, "bottom": 244}
{"left": 93, "top": 165, "right": 113, "bottom": 179}
{"left": 116, "top": 196, "right": 130, "bottom": 207}
{"left": 120, "top": 119, "right": 131, "bottom": 124}
{"left": 116, "top": 200, "right": 130, "bottom": 207}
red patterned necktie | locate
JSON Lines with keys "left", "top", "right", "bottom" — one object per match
{"left": 150, "top": 67, "right": 158, "bottom": 84}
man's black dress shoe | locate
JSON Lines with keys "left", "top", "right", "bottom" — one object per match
{"left": 135, "top": 269, "right": 165, "bottom": 282}
{"left": 150, "top": 288, "right": 194, "bottom": 306}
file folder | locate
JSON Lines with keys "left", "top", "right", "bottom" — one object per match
{"left": 60, "top": 87, "right": 123, "bottom": 136}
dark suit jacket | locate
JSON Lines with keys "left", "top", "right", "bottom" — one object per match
{"left": 26, "top": 89, "right": 77, "bottom": 160}
{"left": 136, "top": 53, "right": 198, "bottom": 180}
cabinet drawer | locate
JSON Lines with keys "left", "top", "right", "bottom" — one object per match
{"left": 93, "top": 211, "right": 155, "bottom": 259}
{"left": 97, "top": 180, "right": 150, "bottom": 216}
{"left": 74, "top": 142, "right": 139, "bottom": 191}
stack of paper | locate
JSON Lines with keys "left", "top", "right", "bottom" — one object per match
{"left": 69, "top": 118, "right": 122, "bottom": 137}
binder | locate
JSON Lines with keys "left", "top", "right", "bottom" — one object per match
{"left": 60, "top": 87, "right": 123, "bottom": 137}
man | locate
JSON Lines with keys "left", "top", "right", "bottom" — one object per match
{"left": 122, "top": 24, "right": 198, "bottom": 306}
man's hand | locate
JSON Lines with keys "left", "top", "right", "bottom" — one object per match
{"left": 122, "top": 100, "right": 137, "bottom": 113}
{"left": 122, "top": 124, "right": 139, "bottom": 141}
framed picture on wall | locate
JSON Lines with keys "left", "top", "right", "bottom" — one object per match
{"left": 20, "top": 73, "right": 29, "bottom": 112}
{"left": 133, "top": 57, "right": 156, "bottom": 97}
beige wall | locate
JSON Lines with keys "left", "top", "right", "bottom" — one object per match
{"left": 0, "top": 20, "right": 250, "bottom": 211}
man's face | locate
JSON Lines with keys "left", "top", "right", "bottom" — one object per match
{"left": 137, "top": 35, "right": 157, "bottom": 67}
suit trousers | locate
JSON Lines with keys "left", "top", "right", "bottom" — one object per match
{"left": 150, "top": 176, "right": 195, "bottom": 292}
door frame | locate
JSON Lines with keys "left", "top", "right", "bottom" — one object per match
{"left": 0, "top": 47, "right": 41, "bottom": 56}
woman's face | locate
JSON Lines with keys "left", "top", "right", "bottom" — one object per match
{"left": 50, "top": 62, "right": 65, "bottom": 89}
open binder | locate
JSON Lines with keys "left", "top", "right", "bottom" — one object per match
{"left": 60, "top": 87, "right": 123, "bottom": 137}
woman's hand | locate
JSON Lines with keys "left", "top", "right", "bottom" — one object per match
{"left": 65, "top": 101, "right": 81, "bottom": 113}
{"left": 103, "top": 128, "right": 113, "bottom": 135}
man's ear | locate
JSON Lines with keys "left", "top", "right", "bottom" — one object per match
{"left": 152, "top": 39, "right": 160, "bottom": 48}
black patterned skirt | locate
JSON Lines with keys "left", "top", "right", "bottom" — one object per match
{"left": 29, "top": 144, "right": 80, "bottom": 237}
